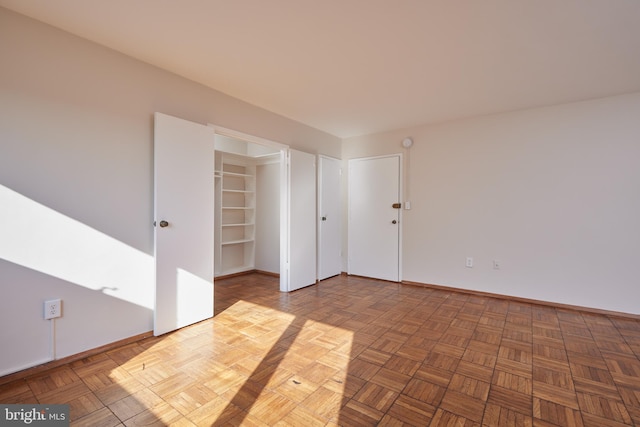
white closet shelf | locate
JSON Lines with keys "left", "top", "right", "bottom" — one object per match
{"left": 222, "top": 223, "right": 254, "bottom": 227}
{"left": 222, "top": 189, "right": 255, "bottom": 193}
{"left": 222, "top": 206, "right": 254, "bottom": 210}
{"left": 222, "top": 238, "right": 255, "bottom": 245}
{"left": 223, "top": 171, "right": 253, "bottom": 178}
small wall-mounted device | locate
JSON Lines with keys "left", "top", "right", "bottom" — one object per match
{"left": 402, "top": 137, "right": 413, "bottom": 148}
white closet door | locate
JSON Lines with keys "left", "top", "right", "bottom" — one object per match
{"left": 318, "top": 155, "right": 342, "bottom": 280}
{"left": 288, "top": 149, "right": 317, "bottom": 291}
{"left": 154, "top": 113, "right": 215, "bottom": 336}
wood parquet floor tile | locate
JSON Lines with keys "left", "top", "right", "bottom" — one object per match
{"left": 2, "top": 273, "right": 640, "bottom": 426}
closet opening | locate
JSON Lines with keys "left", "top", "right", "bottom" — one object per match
{"left": 210, "top": 124, "right": 320, "bottom": 293}
{"left": 212, "top": 128, "right": 287, "bottom": 288}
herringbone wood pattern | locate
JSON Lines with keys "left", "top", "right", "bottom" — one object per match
{"left": 2, "top": 273, "right": 640, "bottom": 426}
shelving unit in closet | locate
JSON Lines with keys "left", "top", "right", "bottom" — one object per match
{"left": 214, "top": 151, "right": 256, "bottom": 276}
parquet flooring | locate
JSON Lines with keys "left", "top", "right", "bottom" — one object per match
{"left": 2, "top": 273, "right": 640, "bottom": 426}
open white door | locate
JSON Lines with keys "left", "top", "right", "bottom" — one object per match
{"left": 287, "top": 149, "right": 317, "bottom": 291}
{"left": 154, "top": 113, "right": 215, "bottom": 336}
{"left": 318, "top": 155, "right": 342, "bottom": 280}
{"left": 348, "top": 155, "right": 401, "bottom": 282}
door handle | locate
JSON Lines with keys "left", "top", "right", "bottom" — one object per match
{"left": 159, "top": 220, "right": 169, "bottom": 228}
{"left": 392, "top": 220, "right": 397, "bottom": 224}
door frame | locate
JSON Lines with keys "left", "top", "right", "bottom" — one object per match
{"left": 207, "top": 124, "right": 292, "bottom": 291}
{"left": 347, "top": 153, "right": 403, "bottom": 282}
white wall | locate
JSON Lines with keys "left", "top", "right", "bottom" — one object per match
{"left": 255, "top": 162, "right": 281, "bottom": 274}
{"left": 0, "top": 8, "right": 340, "bottom": 376}
{"left": 343, "top": 92, "right": 640, "bottom": 315}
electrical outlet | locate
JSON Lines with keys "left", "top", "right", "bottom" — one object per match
{"left": 493, "top": 260, "right": 501, "bottom": 270}
{"left": 44, "top": 299, "right": 62, "bottom": 320}
{"left": 465, "top": 257, "right": 473, "bottom": 268}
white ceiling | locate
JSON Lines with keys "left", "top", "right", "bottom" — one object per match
{"left": 2, "top": 0, "right": 640, "bottom": 138}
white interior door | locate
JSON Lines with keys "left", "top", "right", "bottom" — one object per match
{"left": 154, "top": 113, "right": 215, "bottom": 336}
{"left": 318, "top": 155, "right": 342, "bottom": 280}
{"left": 287, "top": 149, "right": 317, "bottom": 291}
{"left": 348, "top": 155, "right": 401, "bottom": 282}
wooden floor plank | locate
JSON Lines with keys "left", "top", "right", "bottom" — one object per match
{"left": 2, "top": 273, "right": 640, "bottom": 425}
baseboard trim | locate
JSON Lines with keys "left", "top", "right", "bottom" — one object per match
{"left": 0, "top": 331, "right": 153, "bottom": 386}
{"left": 254, "top": 269, "right": 280, "bottom": 278}
{"left": 215, "top": 270, "right": 257, "bottom": 280}
{"left": 215, "top": 269, "right": 280, "bottom": 280}
{"left": 402, "top": 280, "right": 640, "bottom": 321}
